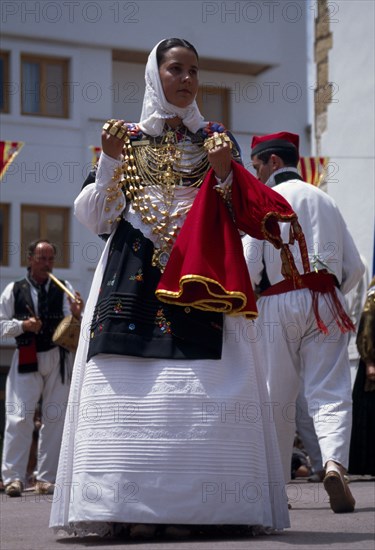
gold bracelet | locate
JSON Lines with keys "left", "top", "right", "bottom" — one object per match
{"left": 203, "top": 132, "right": 233, "bottom": 152}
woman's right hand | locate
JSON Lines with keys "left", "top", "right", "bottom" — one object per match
{"left": 204, "top": 132, "right": 233, "bottom": 182}
{"left": 101, "top": 119, "right": 127, "bottom": 160}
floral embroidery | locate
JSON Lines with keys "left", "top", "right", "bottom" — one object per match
{"left": 126, "top": 123, "right": 143, "bottom": 140}
{"left": 155, "top": 308, "right": 172, "bottom": 335}
{"left": 129, "top": 268, "right": 144, "bottom": 282}
{"left": 202, "top": 121, "right": 227, "bottom": 139}
{"left": 113, "top": 300, "right": 123, "bottom": 313}
{"left": 132, "top": 238, "right": 141, "bottom": 252}
{"left": 129, "top": 323, "right": 135, "bottom": 331}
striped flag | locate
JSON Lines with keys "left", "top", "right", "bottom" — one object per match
{"left": 89, "top": 146, "right": 102, "bottom": 167}
{"left": 298, "top": 157, "right": 329, "bottom": 186}
{"left": 0, "top": 141, "right": 24, "bottom": 181}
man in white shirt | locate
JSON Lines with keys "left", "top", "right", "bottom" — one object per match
{"left": 244, "top": 132, "right": 365, "bottom": 513}
{"left": 0, "top": 240, "right": 83, "bottom": 497}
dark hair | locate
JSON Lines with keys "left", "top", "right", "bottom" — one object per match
{"left": 156, "top": 38, "right": 199, "bottom": 67}
{"left": 27, "top": 239, "right": 57, "bottom": 259}
{"left": 254, "top": 147, "right": 299, "bottom": 167}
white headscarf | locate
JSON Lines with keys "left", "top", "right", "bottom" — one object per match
{"left": 138, "top": 39, "right": 206, "bottom": 137}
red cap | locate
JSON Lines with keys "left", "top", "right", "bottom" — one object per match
{"left": 251, "top": 131, "right": 300, "bottom": 157}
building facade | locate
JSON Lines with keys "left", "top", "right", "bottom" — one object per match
{"left": 313, "top": 0, "right": 374, "bottom": 275}
{"left": 1, "top": 0, "right": 311, "bottom": 302}
{"left": 2, "top": 0, "right": 373, "bottom": 370}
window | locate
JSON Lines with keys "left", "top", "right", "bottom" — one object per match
{"left": 0, "top": 203, "right": 10, "bottom": 266}
{"left": 0, "top": 51, "right": 10, "bottom": 113}
{"left": 21, "top": 55, "right": 69, "bottom": 118}
{"left": 196, "top": 85, "right": 230, "bottom": 128}
{"left": 21, "top": 205, "right": 70, "bottom": 267}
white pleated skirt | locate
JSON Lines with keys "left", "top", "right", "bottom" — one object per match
{"left": 50, "top": 315, "right": 289, "bottom": 535}
{"left": 49, "top": 232, "right": 289, "bottom": 535}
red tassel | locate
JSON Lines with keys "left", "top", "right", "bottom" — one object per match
{"left": 325, "top": 290, "right": 356, "bottom": 333}
{"left": 311, "top": 290, "right": 329, "bottom": 334}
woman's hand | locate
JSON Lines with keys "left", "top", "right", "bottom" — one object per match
{"left": 101, "top": 119, "right": 127, "bottom": 160}
{"left": 205, "top": 132, "right": 233, "bottom": 181}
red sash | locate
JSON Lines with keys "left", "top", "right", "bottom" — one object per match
{"left": 262, "top": 270, "right": 355, "bottom": 334}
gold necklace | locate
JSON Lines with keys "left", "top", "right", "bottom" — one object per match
{"left": 121, "top": 128, "right": 210, "bottom": 271}
{"left": 134, "top": 130, "right": 209, "bottom": 187}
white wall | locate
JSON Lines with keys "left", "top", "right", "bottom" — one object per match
{"left": 1, "top": 0, "right": 311, "bottom": 303}
{"left": 2, "top": 0, "right": 309, "bottom": 63}
{"left": 0, "top": 36, "right": 111, "bottom": 298}
{"left": 320, "top": 0, "right": 375, "bottom": 274}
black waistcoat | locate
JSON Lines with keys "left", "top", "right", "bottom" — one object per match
{"left": 87, "top": 220, "right": 223, "bottom": 361}
{"left": 14, "top": 278, "right": 65, "bottom": 352}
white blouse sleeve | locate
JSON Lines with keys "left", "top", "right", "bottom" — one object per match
{"left": 74, "top": 152, "right": 126, "bottom": 235}
{"left": 0, "top": 283, "right": 24, "bottom": 338}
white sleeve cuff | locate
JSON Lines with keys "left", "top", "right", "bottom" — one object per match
{"left": 214, "top": 170, "right": 233, "bottom": 188}
{"left": 95, "top": 152, "right": 122, "bottom": 189}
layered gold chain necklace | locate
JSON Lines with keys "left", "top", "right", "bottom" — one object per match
{"left": 122, "top": 128, "right": 210, "bottom": 271}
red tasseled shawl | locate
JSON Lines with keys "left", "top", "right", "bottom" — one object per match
{"left": 156, "top": 161, "right": 309, "bottom": 319}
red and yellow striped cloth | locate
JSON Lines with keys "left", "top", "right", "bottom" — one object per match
{"left": 89, "top": 145, "right": 102, "bottom": 167}
{"left": 298, "top": 156, "right": 329, "bottom": 186}
{"left": 0, "top": 141, "right": 24, "bottom": 180}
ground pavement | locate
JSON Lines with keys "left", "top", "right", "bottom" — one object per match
{"left": 0, "top": 477, "right": 374, "bottom": 550}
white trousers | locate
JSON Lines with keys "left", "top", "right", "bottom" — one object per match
{"left": 296, "top": 390, "right": 323, "bottom": 472}
{"left": 256, "top": 288, "right": 352, "bottom": 483}
{"left": 2, "top": 347, "right": 72, "bottom": 485}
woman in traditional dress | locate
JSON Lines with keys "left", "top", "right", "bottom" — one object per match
{"left": 348, "top": 276, "right": 375, "bottom": 476}
{"left": 50, "top": 37, "right": 305, "bottom": 539}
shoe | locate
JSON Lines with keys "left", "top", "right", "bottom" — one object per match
{"left": 307, "top": 469, "right": 325, "bottom": 483}
{"left": 164, "top": 525, "right": 193, "bottom": 538}
{"left": 35, "top": 481, "right": 55, "bottom": 495}
{"left": 5, "top": 480, "right": 23, "bottom": 497}
{"left": 129, "top": 524, "right": 157, "bottom": 539}
{"left": 323, "top": 464, "right": 355, "bottom": 513}
{"left": 216, "top": 525, "right": 259, "bottom": 537}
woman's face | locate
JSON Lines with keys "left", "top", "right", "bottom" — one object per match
{"left": 158, "top": 47, "right": 199, "bottom": 109}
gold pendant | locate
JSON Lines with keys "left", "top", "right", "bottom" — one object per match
{"left": 151, "top": 247, "right": 170, "bottom": 272}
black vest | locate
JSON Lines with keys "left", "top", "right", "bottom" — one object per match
{"left": 14, "top": 278, "right": 65, "bottom": 352}
{"left": 87, "top": 220, "right": 223, "bottom": 361}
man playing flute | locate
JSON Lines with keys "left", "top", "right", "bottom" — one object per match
{"left": 0, "top": 239, "right": 84, "bottom": 497}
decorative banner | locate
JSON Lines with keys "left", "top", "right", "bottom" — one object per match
{"left": 298, "top": 156, "right": 329, "bottom": 186}
{"left": 0, "top": 141, "right": 25, "bottom": 181}
{"left": 89, "top": 146, "right": 102, "bottom": 167}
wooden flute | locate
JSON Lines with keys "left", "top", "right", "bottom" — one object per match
{"left": 48, "top": 272, "right": 79, "bottom": 303}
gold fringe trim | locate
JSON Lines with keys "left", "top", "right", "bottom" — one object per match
{"left": 261, "top": 211, "right": 297, "bottom": 248}
{"left": 156, "top": 274, "right": 258, "bottom": 319}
